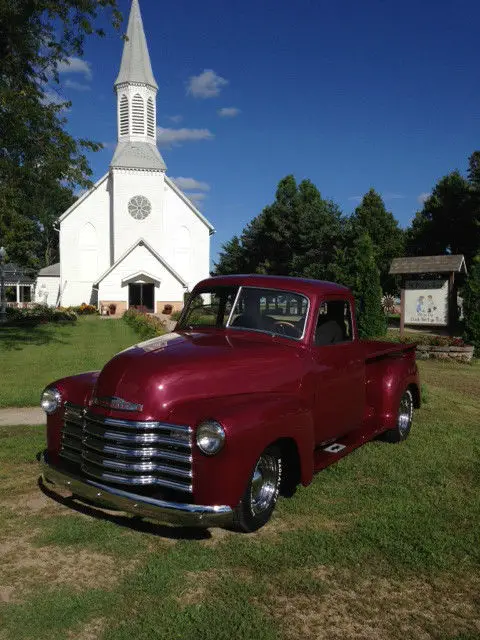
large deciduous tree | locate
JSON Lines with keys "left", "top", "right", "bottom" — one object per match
{"left": 406, "top": 152, "right": 480, "bottom": 267}
{"left": 0, "top": 0, "right": 121, "bottom": 267}
{"left": 351, "top": 189, "right": 405, "bottom": 293}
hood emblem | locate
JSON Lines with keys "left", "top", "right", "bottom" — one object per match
{"left": 93, "top": 396, "right": 143, "bottom": 412}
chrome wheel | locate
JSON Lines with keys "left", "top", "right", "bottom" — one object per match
{"left": 250, "top": 453, "right": 281, "bottom": 516}
{"left": 397, "top": 389, "right": 413, "bottom": 436}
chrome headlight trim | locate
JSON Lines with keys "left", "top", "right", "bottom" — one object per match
{"left": 40, "top": 387, "right": 62, "bottom": 415}
{"left": 196, "top": 420, "right": 225, "bottom": 456}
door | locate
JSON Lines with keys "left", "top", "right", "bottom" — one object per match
{"left": 128, "top": 283, "right": 154, "bottom": 313}
{"left": 310, "top": 298, "right": 365, "bottom": 444}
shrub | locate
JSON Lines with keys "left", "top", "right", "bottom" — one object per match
{"left": 69, "top": 303, "right": 98, "bottom": 315}
{"left": 463, "top": 256, "right": 480, "bottom": 355}
{"left": 6, "top": 305, "right": 77, "bottom": 326}
{"left": 380, "top": 333, "right": 467, "bottom": 347}
{"left": 123, "top": 308, "right": 166, "bottom": 339}
{"left": 351, "top": 234, "right": 387, "bottom": 338}
{"left": 171, "top": 310, "right": 183, "bottom": 322}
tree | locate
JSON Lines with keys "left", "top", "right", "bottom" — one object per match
{"left": 214, "top": 175, "right": 345, "bottom": 279}
{"left": 215, "top": 236, "right": 246, "bottom": 275}
{"left": 0, "top": 0, "right": 121, "bottom": 266}
{"left": 406, "top": 153, "right": 480, "bottom": 268}
{"left": 351, "top": 189, "right": 405, "bottom": 292}
{"left": 332, "top": 232, "right": 387, "bottom": 338}
{"left": 463, "top": 255, "right": 480, "bottom": 354}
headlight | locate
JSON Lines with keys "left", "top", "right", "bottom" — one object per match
{"left": 40, "top": 387, "right": 62, "bottom": 415}
{"left": 196, "top": 420, "right": 225, "bottom": 456}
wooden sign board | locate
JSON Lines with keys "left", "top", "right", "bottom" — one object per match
{"left": 404, "top": 279, "right": 449, "bottom": 326}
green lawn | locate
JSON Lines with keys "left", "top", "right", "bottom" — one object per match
{"left": 0, "top": 359, "right": 479, "bottom": 639}
{"left": 0, "top": 317, "right": 140, "bottom": 408}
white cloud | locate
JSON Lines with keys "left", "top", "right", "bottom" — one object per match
{"left": 58, "top": 57, "right": 92, "bottom": 80}
{"left": 418, "top": 192, "right": 431, "bottom": 204}
{"left": 187, "top": 69, "right": 228, "bottom": 98}
{"left": 218, "top": 107, "right": 241, "bottom": 118}
{"left": 65, "top": 79, "right": 91, "bottom": 92}
{"left": 172, "top": 177, "right": 210, "bottom": 192}
{"left": 347, "top": 196, "right": 362, "bottom": 203}
{"left": 382, "top": 192, "right": 405, "bottom": 200}
{"left": 169, "top": 114, "right": 183, "bottom": 123}
{"left": 102, "top": 141, "right": 116, "bottom": 150}
{"left": 187, "top": 192, "right": 207, "bottom": 206}
{"left": 157, "top": 127, "right": 214, "bottom": 148}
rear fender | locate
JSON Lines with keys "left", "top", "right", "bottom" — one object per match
{"left": 168, "top": 394, "right": 315, "bottom": 508}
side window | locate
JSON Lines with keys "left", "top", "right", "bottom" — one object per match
{"left": 314, "top": 300, "right": 353, "bottom": 346}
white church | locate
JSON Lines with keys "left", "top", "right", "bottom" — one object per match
{"left": 37, "top": 0, "right": 214, "bottom": 313}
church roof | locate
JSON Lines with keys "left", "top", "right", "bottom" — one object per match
{"left": 114, "top": 0, "right": 158, "bottom": 90}
{"left": 110, "top": 141, "right": 166, "bottom": 171}
{"left": 95, "top": 238, "right": 187, "bottom": 287}
{"left": 38, "top": 263, "right": 60, "bottom": 277}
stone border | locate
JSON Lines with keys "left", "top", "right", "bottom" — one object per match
{"left": 416, "top": 345, "right": 474, "bottom": 363}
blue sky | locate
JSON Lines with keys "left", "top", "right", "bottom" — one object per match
{"left": 54, "top": 0, "right": 480, "bottom": 263}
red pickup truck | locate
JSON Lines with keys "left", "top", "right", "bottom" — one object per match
{"left": 40, "top": 275, "right": 420, "bottom": 532}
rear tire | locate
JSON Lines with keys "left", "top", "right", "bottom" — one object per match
{"left": 380, "top": 388, "right": 414, "bottom": 443}
{"left": 232, "top": 445, "right": 282, "bottom": 533}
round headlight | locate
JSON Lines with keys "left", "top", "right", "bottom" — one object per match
{"left": 41, "top": 387, "right": 62, "bottom": 415}
{"left": 196, "top": 420, "right": 225, "bottom": 456}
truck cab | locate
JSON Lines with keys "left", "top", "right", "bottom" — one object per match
{"left": 40, "top": 275, "right": 420, "bottom": 532}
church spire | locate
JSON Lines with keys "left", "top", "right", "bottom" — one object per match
{"left": 111, "top": 0, "right": 166, "bottom": 171}
{"left": 115, "top": 0, "right": 158, "bottom": 90}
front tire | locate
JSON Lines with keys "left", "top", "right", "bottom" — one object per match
{"left": 233, "top": 445, "right": 282, "bottom": 533}
{"left": 381, "top": 388, "right": 414, "bottom": 443}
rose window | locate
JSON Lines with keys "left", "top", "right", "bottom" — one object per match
{"left": 128, "top": 195, "right": 152, "bottom": 220}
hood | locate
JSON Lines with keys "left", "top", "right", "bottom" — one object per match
{"left": 90, "top": 330, "right": 306, "bottom": 421}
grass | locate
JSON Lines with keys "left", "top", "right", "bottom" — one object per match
{"left": 0, "top": 359, "right": 479, "bottom": 639}
{"left": 0, "top": 317, "right": 140, "bottom": 408}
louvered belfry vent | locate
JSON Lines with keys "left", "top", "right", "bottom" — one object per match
{"left": 147, "top": 97, "right": 155, "bottom": 138}
{"left": 132, "top": 94, "right": 145, "bottom": 135}
{"left": 119, "top": 95, "right": 129, "bottom": 136}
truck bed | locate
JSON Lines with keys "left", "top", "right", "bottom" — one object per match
{"left": 361, "top": 339, "right": 416, "bottom": 362}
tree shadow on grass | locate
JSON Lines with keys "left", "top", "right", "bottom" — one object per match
{"left": 38, "top": 477, "right": 213, "bottom": 541}
{"left": 0, "top": 325, "right": 69, "bottom": 352}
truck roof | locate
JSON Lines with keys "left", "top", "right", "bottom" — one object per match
{"left": 197, "top": 274, "right": 350, "bottom": 297}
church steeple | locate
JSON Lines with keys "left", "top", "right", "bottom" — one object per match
{"left": 115, "top": 0, "right": 158, "bottom": 90}
{"left": 111, "top": 0, "right": 165, "bottom": 171}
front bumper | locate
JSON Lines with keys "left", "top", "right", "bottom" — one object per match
{"left": 39, "top": 451, "right": 233, "bottom": 528}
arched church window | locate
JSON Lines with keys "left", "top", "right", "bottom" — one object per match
{"left": 147, "top": 97, "right": 155, "bottom": 138}
{"left": 119, "top": 95, "right": 129, "bottom": 136}
{"left": 132, "top": 94, "right": 145, "bottom": 135}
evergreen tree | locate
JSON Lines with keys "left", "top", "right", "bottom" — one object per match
{"left": 351, "top": 189, "right": 405, "bottom": 292}
{"left": 332, "top": 232, "right": 386, "bottom": 338}
{"left": 406, "top": 155, "right": 480, "bottom": 267}
{"left": 214, "top": 236, "right": 246, "bottom": 275}
{"left": 463, "top": 255, "right": 480, "bottom": 354}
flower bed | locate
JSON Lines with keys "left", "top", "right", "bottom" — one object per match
{"left": 381, "top": 333, "right": 475, "bottom": 363}
{"left": 6, "top": 305, "right": 77, "bottom": 326}
{"left": 123, "top": 308, "right": 166, "bottom": 339}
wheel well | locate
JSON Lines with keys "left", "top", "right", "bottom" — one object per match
{"left": 271, "top": 437, "right": 301, "bottom": 498}
{"left": 408, "top": 383, "right": 421, "bottom": 408}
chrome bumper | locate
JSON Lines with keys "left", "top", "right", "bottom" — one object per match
{"left": 39, "top": 451, "right": 233, "bottom": 528}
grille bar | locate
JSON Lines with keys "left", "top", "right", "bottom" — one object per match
{"left": 60, "top": 404, "right": 193, "bottom": 493}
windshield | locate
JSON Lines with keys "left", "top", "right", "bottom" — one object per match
{"left": 178, "top": 286, "right": 309, "bottom": 340}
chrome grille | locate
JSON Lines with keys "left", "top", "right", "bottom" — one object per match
{"left": 60, "top": 404, "right": 192, "bottom": 493}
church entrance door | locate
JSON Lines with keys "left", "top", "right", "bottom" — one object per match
{"left": 128, "top": 283, "right": 154, "bottom": 313}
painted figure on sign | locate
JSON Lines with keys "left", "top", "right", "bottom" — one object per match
{"left": 416, "top": 296, "right": 425, "bottom": 314}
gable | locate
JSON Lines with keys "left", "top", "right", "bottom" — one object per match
{"left": 59, "top": 173, "right": 109, "bottom": 223}
{"left": 164, "top": 176, "right": 215, "bottom": 234}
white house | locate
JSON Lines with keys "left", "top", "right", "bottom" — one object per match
{"left": 42, "top": 0, "right": 214, "bottom": 313}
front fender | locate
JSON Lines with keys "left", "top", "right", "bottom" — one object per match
{"left": 168, "top": 393, "right": 314, "bottom": 508}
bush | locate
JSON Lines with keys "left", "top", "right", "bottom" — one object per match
{"left": 381, "top": 333, "right": 466, "bottom": 347}
{"left": 6, "top": 305, "right": 77, "bottom": 326}
{"left": 123, "top": 308, "right": 166, "bottom": 339}
{"left": 66, "top": 303, "right": 98, "bottom": 315}
{"left": 171, "top": 310, "right": 183, "bottom": 322}
{"left": 351, "top": 234, "right": 387, "bottom": 338}
{"left": 463, "top": 256, "right": 480, "bottom": 355}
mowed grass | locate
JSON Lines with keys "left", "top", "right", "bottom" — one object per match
{"left": 0, "top": 317, "right": 140, "bottom": 408}
{"left": 0, "top": 360, "right": 479, "bottom": 640}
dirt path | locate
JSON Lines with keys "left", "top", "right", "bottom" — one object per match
{"left": 0, "top": 407, "right": 44, "bottom": 427}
